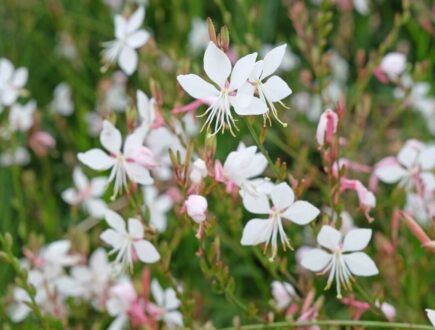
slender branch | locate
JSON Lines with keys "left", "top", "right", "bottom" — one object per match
{"left": 219, "top": 320, "right": 434, "bottom": 330}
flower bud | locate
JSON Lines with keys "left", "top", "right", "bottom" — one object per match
{"left": 316, "top": 109, "right": 338, "bottom": 146}
{"left": 185, "top": 194, "right": 208, "bottom": 223}
{"left": 190, "top": 159, "right": 208, "bottom": 184}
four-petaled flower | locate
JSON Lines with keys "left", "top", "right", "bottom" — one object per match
{"left": 150, "top": 279, "right": 183, "bottom": 328}
{"left": 102, "top": 6, "right": 150, "bottom": 75}
{"left": 78, "top": 120, "right": 155, "bottom": 199}
{"left": 100, "top": 210, "right": 160, "bottom": 271}
{"left": 241, "top": 182, "right": 320, "bottom": 260}
{"left": 301, "top": 225, "right": 379, "bottom": 298}
{"left": 177, "top": 42, "right": 263, "bottom": 135}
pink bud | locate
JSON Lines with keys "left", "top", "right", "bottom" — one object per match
{"left": 29, "top": 131, "right": 56, "bottom": 156}
{"left": 185, "top": 194, "right": 208, "bottom": 223}
{"left": 316, "top": 109, "right": 338, "bottom": 146}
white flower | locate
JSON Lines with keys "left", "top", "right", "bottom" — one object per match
{"left": 375, "top": 141, "right": 435, "bottom": 191}
{"left": 102, "top": 6, "right": 150, "bottom": 75}
{"left": 0, "top": 147, "right": 30, "bottom": 167}
{"left": 190, "top": 158, "right": 208, "bottom": 184}
{"left": 151, "top": 279, "right": 183, "bottom": 328}
{"left": 52, "top": 82, "right": 74, "bottom": 116}
{"left": 177, "top": 42, "right": 261, "bottom": 135}
{"left": 106, "top": 280, "right": 137, "bottom": 330}
{"left": 222, "top": 144, "right": 267, "bottom": 193}
{"left": 0, "top": 58, "right": 28, "bottom": 108}
{"left": 188, "top": 18, "right": 209, "bottom": 54}
{"left": 143, "top": 186, "right": 173, "bottom": 232}
{"left": 426, "top": 309, "right": 435, "bottom": 326}
{"left": 9, "top": 101, "right": 36, "bottom": 132}
{"left": 301, "top": 225, "right": 379, "bottom": 298}
{"left": 271, "top": 281, "right": 297, "bottom": 310}
{"left": 380, "top": 52, "right": 406, "bottom": 80}
{"left": 239, "top": 44, "right": 292, "bottom": 126}
{"left": 241, "top": 182, "right": 320, "bottom": 259}
{"left": 100, "top": 210, "right": 160, "bottom": 270}
{"left": 37, "top": 240, "right": 81, "bottom": 278}
{"left": 61, "top": 167, "right": 108, "bottom": 218}
{"left": 260, "top": 44, "right": 299, "bottom": 72}
{"left": 78, "top": 120, "right": 155, "bottom": 199}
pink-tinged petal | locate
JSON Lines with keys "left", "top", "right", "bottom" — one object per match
{"left": 177, "top": 74, "right": 219, "bottom": 100}
{"left": 124, "top": 128, "right": 145, "bottom": 156}
{"left": 317, "top": 225, "right": 341, "bottom": 250}
{"left": 100, "top": 229, "right": 124, "bottom": 249}
{"left": 343, "top": 252, "right": 379, "bottom": 276}
{"left": 233, "top": 96, "right": 268, "bottom": 116}
{"left": 133, "top": 240, "right": 160, "bottom": 263}
{"left": 261, "top": 44, "right": 286, "bottom": 79}
{"left": 270, "top": 182, "right": 295, "bottom": 210}
{"left": 203, "top": 42, "right": 231, "bottom": 87}
{"left": 126, "top": 6, "right": 145, "bottom": 34}
{"left": 229, "top": 52, "right": 257, "bottom": 90}
{"left": 426, "top": 309, "right": 435, "bottom": 326}
{"left": 62, "top": 188, "right": 80, "bottom": 205}
{"left": 78, "top": 149, "right": 115, "bottom": 171}
{"left": 114, "top": 15, "right": 128, "bottom": 39}
{"left": 128, "top": 218, "right": 144, "bottom": 240}
{"left": 119, "top": 46, "right": 138, "bottom": 75}
{"left": 342, "top": 228, "right": 372, "bottom": 252}
{"left": 12, "top": 68, "right": 28, "bottom": 87}
{"left": 300, "top": 248, "right": 332, "bottom": 272}
{"left": 241, "top": 218, "right": 273, "bottom": 246}
{"left": 127, "top": 30, "right": 149, "bottom": 49}
{"left": 73, "top": 167, "right": 88, "bottom": 191}
{"left": 374, "top": 164, "right": 406, "bottom": 183}
{"left": 282, "top": 201, "right": 319, "bottom": 225}
{"left": 262, "top": 75, "right": 292, "bottom": 102}
{"left": 125, "top": 162, "right": 153, "bottom": 185}
{"left": 100, "top": 120, "right": 122, "bottom": 154}
{"left": 104, "top": 209, "right": 127, "bottom": 233}
{"left": 242, "top": 192, "right": 270, "bottom": 214}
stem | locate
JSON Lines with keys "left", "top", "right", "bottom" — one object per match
{"left": 246, "top": 120, "right": 280, "bottom": 178}
{"left": 219, "top": 320, "right": 434, "bottom": 330}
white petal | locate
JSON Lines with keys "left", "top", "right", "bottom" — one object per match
{"left": 425, "top": 309, "right": 435, "bottom": 326}
{"left": 62, "top": 188, "right": 79, "bottom": 205}
{"left": 261, "top": 44, "right": 287, "bottom": 79}
{"left": 343, "top": 252, "right": 379, "bottom": 276}
{"left": 123, "top": 129, "right": 145, "bottom": 156}
{"left": 177, "top": 74, "right": 219, "bottom": 100}
{"left": 165, "top": 311, "right": 183, "bottom": 326}
{"left": 398, "top": 144, "right": 419, "bottom": 168}
{"left": 0, "top": 58, "right": 14, "bottom": 83}
{"left": 270, "top": 182, "right": 295, "bottom": 210}
{"left": 342, "top": 228, "right": 372, "bottom": 252}
{"left": 85, "top": 199, "right": 107, "bottom": 218}
{"left": 108, "top": 315, "right": 128, "bottom": 330}
{"left": 100, "top": 229, "right": 124, "bottom": 249}
{"left": 164, "top": 288, "right": 181, "bottom": 310}
{"left": 133, "top": 240, "right": 160, "bottom": 263}
{"left": 229, "top": 52, "right": 257, "bottom": 90}
{"left": 126, "top": 6, "right": 145, "bottom": 34}
{"left": 73, "top": 167, "right": 88, "bottom": 191}
{"left": 90, "top": 177, "right": 108, "bottom": 196}
{"left": 240, "top": 218, "right": 273, "bottom": 246}
{"left": 151, "top": 280, "right": 164, "bottom": 306}
{"left": 137, "top": 90, "right": 155, "bottom": 124}
{"left": 128, "top": 218, "right": 144, "bottom": 240}
{"left": 203, "top": 42, "right": 231, "bottom": 87}
{"left": 127, "top": 30, "right": 149, "bottom": 48}
{"left": 119, "top": 46, "right": 138, "bottom": 75}
{"left": 300, "top": 248, "right": 332, "bottom": 272}
{"left": 234, "top": 96, "right": 268, "bottom": 116}
{"left": 114, "top": 15, "right": 128, "bottom": 39}
{"left": 100, "top": 121, "right": 122, "bottom": 154}
{"left": 232, "top": 82, "right": 255, "bottom": 109}
{"left": 78, "top": 149, "right": 116, "bottom": 171}
{"left": 262, "top": 75, "right": 292, "bottom": 102}
{"left": 242, "top": 192, "right": 271, "bottom": 214}
{"left": 419, "top": 146, "right": 435, "bottom": 170}
{"left": 317, "top": 225, "right": 341, "bottom": 250}
{"left": 281, "top": 201, "right": 319, "bottom": 225}
{"left": 105, "top": 209, "right": 127, "bottom": 233}
{"left": 242, "top": 154, "right": 268, "bottom": 179}
{"left": 125, "top": 162, "right": 154, "bottom": 185}
{"left": 12, "top": 68, "right": 28, "bottom": 87}
{"left": 374, "top": 164, "right": 406, "bottom": 183}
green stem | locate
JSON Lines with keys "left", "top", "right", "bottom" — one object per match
{"left": 219, "top": 320, "right": 434, "bottom": 330}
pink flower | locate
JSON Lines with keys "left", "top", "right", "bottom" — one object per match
{"left": 340, "top": 178, "right": 376, "bottom": 222}
{"left": 316, "top": 109, "right": 338, "bottom": 146}
{"left": 184, "top": 195, "right": 208, "bottom": 223}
